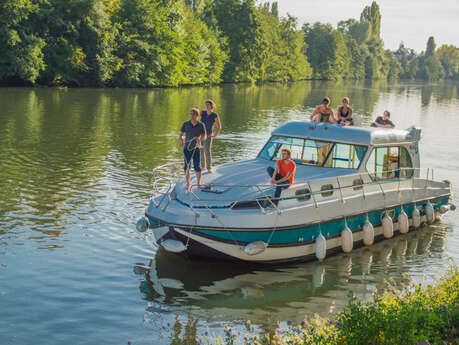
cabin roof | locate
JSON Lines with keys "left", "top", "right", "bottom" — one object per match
{"left": 272, "top": 121, "right": 421, "bottom": 145}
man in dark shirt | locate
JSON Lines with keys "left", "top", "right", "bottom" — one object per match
{"left": 179, "top": 107, "right": 207, "bottom": 190}
{"left": 371, "top": 110, "right": 395, "bottom": 128}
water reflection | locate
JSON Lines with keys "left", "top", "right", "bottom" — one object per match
{"left": 137, "top": 226, "right": 448, "bottom": 330}
{"left": 0, "top": 82, "right": 458, "bottom": 345}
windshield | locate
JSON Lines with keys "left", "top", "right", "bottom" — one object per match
{"left": 258, "top": 136, "right": 367, "bottom": 169}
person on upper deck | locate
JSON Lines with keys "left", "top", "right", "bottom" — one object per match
{"left": 267, "top": 148, "right": 296, "bottom": 206}
{"left": 180, "top": 107, "right": 207, "bottom": 190}
{"left": 310, "top": 97, "right": 335, "bottom": 123}
{"left": 200, "top": 99, "right": 221, "bottom": 173}
{"left": 371, "top": 110, "right": 395, "bottom": 128}
{"left": 336, "top": 97, "right": 353, "bottom": 126}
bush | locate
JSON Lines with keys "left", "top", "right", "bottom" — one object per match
{"left": 207, "top": 266, "right": 459, "bottom": 345}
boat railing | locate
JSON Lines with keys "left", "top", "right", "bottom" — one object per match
{"left": 149, "top": 164, "right": 448, "bottom": 215}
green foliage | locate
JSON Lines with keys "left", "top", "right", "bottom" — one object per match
{"left": 257, "top": 10, "right": 311, "bottom": 82}
{"left": 207, "top": 0, "right": 265, "bottom": 83}
{"left": 437, "top": 44, "right": 459, "bottom": 79}
{"left": 336, "top": 266, "right": 459, "bottom": 345}
{"left": 303, "top": 23, "right": 349, "bottom": 80}
{"left": 417, "top": 37, "right": 445, "bottom": 81}
{"left": 338, "top": 18, "right": 370, "bottom": 45}
{"left": 360, "top": 1, "right": 381, "bottom": 41}
{"left": 0, "top": 0, "right": 456, "bottom": 86}
{"left": 38, "top": 0, "right": 116, "bottom": 86}
{"left": 202, "top": 267, "right": 459, "bottom": 345}
{"left": 0, "top": 0, "right": 46, "bottom": 83}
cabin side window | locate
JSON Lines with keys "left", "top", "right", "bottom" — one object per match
{"left": 366, "top": 146, "right": 414, "bottom": 180}
{"left": 324, "top": 143, "right": 367, "bottom": 169}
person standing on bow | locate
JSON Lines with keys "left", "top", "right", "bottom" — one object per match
{"left": 200, "top": 99, "right": 221, "bottom": 173}
{"left": 180, "top": 107, "right": 207, "bottom": 190}
{"left": 336, "top": 97, "right": 353, "bottom": 126}
{"left": 310, "top": 97, "right": 336, "bottom": 123}
{"left": 267, "top": 148, "right": 296, "bottom": 206}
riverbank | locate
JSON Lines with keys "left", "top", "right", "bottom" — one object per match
{"left": 216, "top": 266, "right": 458, "bottom": 345}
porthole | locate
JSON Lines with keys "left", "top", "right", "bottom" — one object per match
{"left": 320, "top": 184, "right": 334, "bottom": 197}
{"left": 295, "top": 188, "right": 311, "bottom": 201}
{"left": 352, "top": 178, "right": 364, "bottom": 191}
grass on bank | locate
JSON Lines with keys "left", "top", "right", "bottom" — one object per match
{"left": 213, "top": 266, "right": 458, "bottom": 345}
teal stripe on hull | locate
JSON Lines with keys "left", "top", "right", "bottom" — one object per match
{"left": 194, "top": 197, "right": 449, "bottom": 245}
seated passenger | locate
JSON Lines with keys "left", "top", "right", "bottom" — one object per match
{"left": 336, "top": 97, "right": 353, "bottom": 126}
{"left": 371, "top": 110, "right": 395, "bottom": 128}
{"left": 310, "top": 97, "right": 335, "bottom": 123}
{"left": 267, "top": 148, "right": 296, "bottom": 206}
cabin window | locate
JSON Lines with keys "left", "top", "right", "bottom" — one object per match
{"left": 366, "top": 146, "right": 413, "bottom": 180}
{"left": 259, "top": 136, "right": 368, "bottom": 170}
{"left": 400, "top": 147, "right": 414, "bottom": 177}
{"left": 303, "top": 140, "right": 333, "bottom": 166}
{"left": 258, "top": 136, "right": 335, "bottom": 167}
{"left": 324, "top": 143, "right": 367, "bottom": 169}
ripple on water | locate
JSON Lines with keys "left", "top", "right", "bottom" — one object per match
{"left": 0, "top": 84, "right": 458, "bottom": 345}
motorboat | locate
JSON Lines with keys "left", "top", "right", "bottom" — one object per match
{"left": 136, "top": 226, "right": 443, "bottom": 322}
{"left": 136, "top": 121, "right": 455, "bottom": 263}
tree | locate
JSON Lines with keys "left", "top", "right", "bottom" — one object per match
{"left": 360, "top": 1, "right": 381, "bottom": 41}
{"left": 257, "top": 9, "right": 311, "bottom": 82}
{"left": 417, "top": 36, "right": 445, "bottom": 80}
{"left": 303, "top": 23, "right": 349, "bottom": 80}
{"left": 206, "top": 0, "right": 265, "bottom": 83}
{"left": 337, "top": 18, "right": 370, "bottom": 45}
{"left": 0, "top": 0, "right": 46, "bottom": 83}
{"left": 437, "top": 45, "right": 459, "bottom": 79}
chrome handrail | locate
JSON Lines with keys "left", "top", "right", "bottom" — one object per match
{"left": 149, "top": 165, "right": 448, "bottom": 213}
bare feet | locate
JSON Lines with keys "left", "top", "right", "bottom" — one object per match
{"left": 207, "top": 169, "right": 213, "bottom": 173}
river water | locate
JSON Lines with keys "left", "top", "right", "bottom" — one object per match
{"left": 0, "top": 81, "right": 458, "bottom": 344}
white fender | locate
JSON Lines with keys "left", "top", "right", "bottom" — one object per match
{"left": 244, "top": 241, "right": 267, "bottom": 256}
{"left": 136, "top": 217, "right": 149, "bottom": 233}
{"left": 363, "top": 219, "right": 374, "bottom": 246}
{"left": 382, "top": 214, "right": 394, "bottom": 238}
{"left": 398, "top": 209, "right": 409, "bottom": 234}
{"left": 341, "top": 226, "right": 353, "bottom": 253}
{"left": 161, "top": 239, "right": 186, "bottom": 253}
{"left": 435, "top": 210, "right": 441, "bottom": 220}
{"left": 412, "top": 207, "right": 421, "bottom": 228}
{"left": 315, "top": 234, "right": 327, "bottom": 262}
{"left": 425, "top": 202, "right": 435, "bottom": 224}
{"left": 439, "top": 205, "right": 450, "bottom": 214}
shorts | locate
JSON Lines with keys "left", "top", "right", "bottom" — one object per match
{"left": 183, "top": 148, "right": 201, "bottom": 172}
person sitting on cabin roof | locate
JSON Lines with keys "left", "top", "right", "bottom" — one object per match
{"left": 310, "top": 97, "right": 336, "bottom": 123}
{"left": 336, "top": 97, "right": 353, "bottom": 126}
{"left": 266, "top": 148, "right": 296, "bottom": 206}
{"left": 371, "top": 110, "right": 395, "bottom": 128}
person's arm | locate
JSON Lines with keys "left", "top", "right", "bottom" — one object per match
{"left": 179, "top": 132, "right": 185, "bottom": 147}
{"left": 328, "top": 108, "right": 336, "bottom": 123}
{"left": 335, "top": 107, "right": 342, "bottom": 121}
{"left": 212, "top": 116, "right": 221, "bottom": 138}
{"left": 271, "top": 165, "right": 280, "bottom": 184}
{"left": 200, "top": 124, "right": 207, "bottom": 142}
{"left": 310, "top": 107, "right": 319, "bottom": 121}
{"left": 373, "top": 118, "right": 384, "bottom": 127}
{"left": 275, "top": 172, "right": 291, "bottom": 184}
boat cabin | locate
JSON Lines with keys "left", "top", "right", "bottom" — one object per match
{"left": 258, "top": 121, "right": 421, "bottom": 181}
